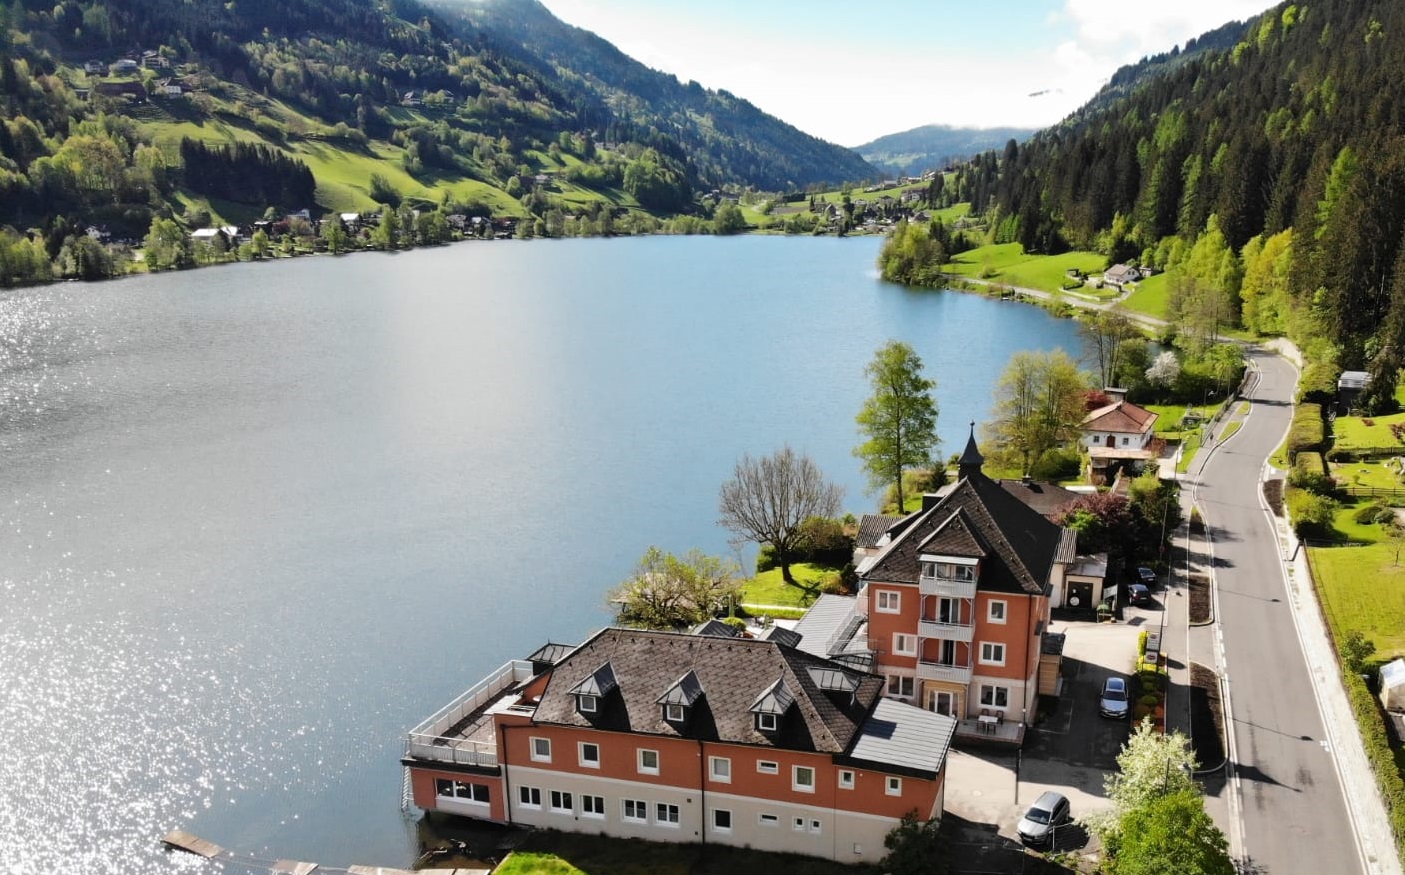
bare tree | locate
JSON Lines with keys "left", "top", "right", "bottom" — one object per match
{"left": 719, "top": 445, "right": 844, "bottom": 586}
{"left": 1079, "top": 309, "right": 1140, "bottom": 388}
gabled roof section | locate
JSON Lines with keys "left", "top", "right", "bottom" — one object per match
{"left": 844, "top": 698, "right": 957, "bottom": 779}
{"left": 568, "top": 661, "right": 618, "bottom": 697}
{"left": 808, "top": 666, "right": 860, "bottom": 694}
{"left": 995, "top": 479, "right": 1081, "bottom": 517}
{"left": 656, "top": 669, "right": 704, "bottom": 706}
{"left": 749, "top": 677, "right": 795, "bottom": 715}
{"left": 692, "top": 619, "right": 743, "bottom": 638}
{"left": 531, "top": 628, "right": 885, "bottom": 752}
{"left": 862, "top": 469, "right": 1066, "bottom": 595}
{"left": 527, "top": 642, "right": 575, "bottom": 666}
{"left": 855, "top": 513, "right": 903, "bottom": 549}
{"left": 758, "top": 625, "right": 802, "bottom": 649}
{"left": 917, "top": 508, "right": 988, "bottom": 559}
{"left": 1082, "top": 400, "right": 1158, "bottom": 435}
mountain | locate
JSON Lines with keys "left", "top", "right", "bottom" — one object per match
{"left": 971, "top": 0, "right": 1405, "bottom": 406}
{"left": 428, "top": 0, "right": 876, "bottom": 191}
{"left": 854, "top": 124, "right": 1036, "bottom": 178}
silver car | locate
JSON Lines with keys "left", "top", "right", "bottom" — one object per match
{"left": 1100, "top": 676, "right": 1130, "bottom": 719}
{"left": 1017, "top": 790, "right": 1071, "bottom": 847}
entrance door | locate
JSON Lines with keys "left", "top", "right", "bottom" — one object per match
{"left": 927, "top": 690, "right": 955, "bottom": 716}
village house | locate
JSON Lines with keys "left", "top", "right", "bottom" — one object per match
{"left": 83, "top": 60, "right": 106, "bottom": 74}
{"left": 113, "top": 58, "right": 139, "bottom": 74}
{"left": 1082, "top": 388, "right": 1160, "bottom": 484}
{"left": 403, "top": 626, "right": 957, "bottom": 864}
{"left": 1101, "top": 263, "right": 1141, "bottom": 290}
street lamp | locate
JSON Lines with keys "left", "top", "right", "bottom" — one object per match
{"left": 1163, "top": 758, "right": 1192, "bottom": 794}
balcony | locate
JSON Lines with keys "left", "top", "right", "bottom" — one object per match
{"left": 919, "top": 618, "right": 975, "bottom": 643}
{"left": 919, "top": 574, "right": 977, "bottom": 599}
{"left": 916, "top": 660, "right": 973, "bottom": 684}
{"left": 404, "top": 659, "right": 537, "bottom": 767}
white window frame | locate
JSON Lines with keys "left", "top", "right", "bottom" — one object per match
{"left": 656, "top": 802, "right": 680, "bottom": 827}
{"left": 838, "top": 769, "right": 855, "bottom": 789}
{"left": 892, "top": 632, "right": 916, "bottom": 656}
{"left": 581, "top": 794, "right": 605, "bottom": 819}
{"left": 578, "top": 694, "right": 597, "bottom": 713}
{"left": 435, "top": 778, "right": 455, "bottom": 798}
{"left": 709, "top": 756, "right": 731, "bottom": 783}
{"left": 886, "top": 776, "right": 903, "bottom": 796}
{"left": 759, "top": 813, "right": 779, "bottom": 827}
{"left": 793, "top": 765, "right": 816, "bottom": 793}
{"left": 549, "top": 789, "right": 573, "bottom": 814}
{"left": 622, "top": 798, "right": 648, "bottom": 823}
{"left": 756, "top": 712, "right": 778, "bottom": 732}
{"left": 987, "top": 599, "right": 1007, "bottom": 624}
{"left": 712, "top": 808, "right": 733, "bottom": 833}
{"left": 664, "top": 703, "right": 685, "bottom": 722}
{"left": 876, "top": 589, "right": 901, "bottom": 614}
{"left": 518, "top": 785, "right": 541, "bottom": 809}
{"left": 530, "top": 736, "right": 551, "bottom": 763}
{"left": 979, "top": 641, "right": 1006, "bottom": 666}
{"left": 793, "top": 816, "right": 806, "bottom": 832}
{"left": 979, "top": 684, "right": 1010, "bottom": 708}
{"left": 579, "top": 741, "right": 601, "bottom": 768}
{"left": 887, "top": 674, "right": 915, "bottom": 699}
{"left": 809, "top": 818, "right": 823, "bottom": 834}
{"left": 756, "top": 760, "right": 779, "bottom": 775}
{"left": 638, "top": 748, "right": 660, "bottom": 775}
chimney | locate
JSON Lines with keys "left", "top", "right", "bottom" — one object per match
{"left": 921, "top": 493, "right": 942, "bottom": 512}
{"left": 1104, "top": 387, "right": 1127, "bottom": 403}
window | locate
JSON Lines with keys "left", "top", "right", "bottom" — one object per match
{"left": 925, "top": 561, "right": 974, "bottom": 581}
{"left": 637, "top": 748, "right": 659, "bottom": 775}
{"left": 838, "top": 770, "right": 855, "bottom": 789}
{"left": 988, "top": 600, "right": 1007, "bottom": 624}
{"left": 757, "top": 760, "right": 779, "bottom": 775}
{"left": 709, "top": 756, "right": 731, "bottom": 783}
{"left": 756, "top": 712, "right": 778, "bottom": 732}
{"left": 581, "top": 795, "right": 605, "bottom": 818}
{"left": 793, "top": 765, "right": 815, "bottom": 793}
{"left": 793, "top": 816, "right": 806, "bottom": 832}
{"left": 549, "top": 790, "right": 573, "bottom": 814}
{"left": 530, "top": 737, "right": 551, "bottom": 762}
{"left": 437, "top": 779, "right": 488, "bottom": 803}
{"left": 579, "top": 742, "right": 601, "bottom": 768}
{"left": 622, "top": 799, "right": 647, "bottom": 823}
{"left": 886, "top": 776, "right": 903, "bottom": 796}
{"left": 435, "top": 778, "right": 454, "bottom": 798}
{"left": 664, "top": 703, "right": 685, "bottom": 722}
{"left": 759, "top": 813, "right": 779, "bottom": 827}
{"left": 892, "top": 633, "right": 916, "bottom": 656}
{"left": 810, "top": 818, "right": 823, "bottom": 834}
{"left": 578, "top": 694, "right": 597, "bottom": 713}
{"left": 979, "top": 641, "right": 1006, "bottom": 666}
{"left": 979, "top": 684, "right": 1010, "bottom": 708}
{"left": 1121, "top": 436, "right": 1129, "bottom": 445}
{"left": 887, "top": 675, "right": 915, "bottom": 699}
{"left": 656, "top": 803, "right": 680, "bottom": 826}
{"left": 876, "top": 589, "right": 901, "bottom": 613}
{"left": 712, "top": 808, "right": 733, "bottom": 833}
{"left": 518, "top": 786, "right": 541, "bottom": 809}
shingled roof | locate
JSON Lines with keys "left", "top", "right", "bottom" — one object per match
{"left": 855, "top": 514, "right": 903, "bottom": 549}
{"left": 1082, "top": 400, "right": 1158, "bottom": 435}
{"left": 862, "top": 468, "right": 1067, "bottom": 596}
{"left": 531, "top": 627, "right": 885, "bottom": 753}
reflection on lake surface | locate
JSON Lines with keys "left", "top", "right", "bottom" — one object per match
{"left": 0, "top": 236, "right": 1086, "bottom": 872}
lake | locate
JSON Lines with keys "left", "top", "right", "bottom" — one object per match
{"left": 0, "top": 235, "right": 1087, "bottom": 872}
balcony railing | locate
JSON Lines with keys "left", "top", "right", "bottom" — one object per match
{"left": 919, "top": 574, "right": 977, "bottom": 599}
{"left": 404, "top": 659, "right": 536, "bottom": 767}
{"left": 919, "top": 618, "right": 975, "bottom": 643}
{"left": 916, "top": 660, "right": 973, "bottom": 684}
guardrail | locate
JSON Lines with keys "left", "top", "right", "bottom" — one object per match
{"left": 404, "top": 660, "right": 536, "bottom": 766}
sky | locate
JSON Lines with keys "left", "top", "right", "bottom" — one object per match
{"left": 536, "top": 0, "right": 1281, "bottom": 147}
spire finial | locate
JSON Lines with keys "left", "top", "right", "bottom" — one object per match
{"left": 958, "top": 421, "right": 984, "bottom": 480}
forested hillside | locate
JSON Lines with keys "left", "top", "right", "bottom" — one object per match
{"left": 0, "top": 0, "right": 875, "bottom": 286}
{"left": 854, "top": 124, "right": 1035, "bottom": 178}
{"left": 972, "top": 0, "right": 1405, "bottom": 408}
{"left": 428, "top": 0, "right": 874, "bottom": 191}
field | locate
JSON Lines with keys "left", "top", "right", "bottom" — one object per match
{"left": 1121, "top": 273, "right": 1169, "bottom": 319}
{"left": 739, "top": 563, "right": 835, "bottom": 609}
{"left": 1309, "top": 501, "right": 1405, "bottom": 658}
{"left": 943, "top": 243, "right": 1106, "bottom": 293}
{"left": 1332, "top": 384, "right": 1405, "bottom": 454}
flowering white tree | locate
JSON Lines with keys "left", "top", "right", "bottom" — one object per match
{"left": 1146, "top": 350, "right": 1181, "bottom": 388}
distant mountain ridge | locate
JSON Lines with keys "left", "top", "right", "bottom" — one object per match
{"left": 429, "top": 0, "right": 876, "bottom": 190}
{"left": 855, "top": 124, "right": 1036, "bottom": 177}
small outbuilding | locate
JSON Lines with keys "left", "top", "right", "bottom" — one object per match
{"left": 1380, "top": 657, "right": 1405, "bottom": 711}
{"left": 1338, "top": 370, "right": 1370, "bottom": 414}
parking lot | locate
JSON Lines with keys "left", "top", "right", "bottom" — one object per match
{"left": 943, "top": 608, "right": 1157, "bottom": 871}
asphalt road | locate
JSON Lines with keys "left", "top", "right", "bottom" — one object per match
{"left": 1195, "top": 350, "right": 1363, "bottom": 875}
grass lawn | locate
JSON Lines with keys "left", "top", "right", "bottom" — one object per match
{"left": 1121, "top": 273, "right": 1169, "bottom": 319}
{"left": 1176, "top": 432, "right": 1204, "bottom": 474}
{"left": 944, "top": 243, "right": 1106, "bottom": 293}
{"left": 1220, "top": 421, "right": 1243, "bottom": 441}
{"left": 1332, "top": 384, "right": 1405, "bottom": 454}
{"left": 1331, "top": 459, "right": 1405, "bottom": 491}
{"left": 739, "top": 563, "right": 836, "bottom": 608}
{"left": 1309, "top": 502, "right": 1405, "bottom": 658}
{"left": 499, "top": 829, "right": 877, "bottom": 875}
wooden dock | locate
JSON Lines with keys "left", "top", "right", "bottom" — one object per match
{"left": 161, "top": 830, "right": 224, "bottom": 858}
{"left": 162, "top": 829, "right": 492, "bottom": 875}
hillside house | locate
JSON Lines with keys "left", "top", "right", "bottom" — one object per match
{"left": 83, "top": 60, "right": 106, "bottom": 74}
{"left": 403, "top": 626, "right": 957, "bottom": 864}
{"left": 113, "top": 58, "right": 139, "bottom": 74}
{"left": 1082, "top": 389, "right": 1159, "bottom": 483}
{"left": 1102, "top": 264, "right": 1140, "bottom": 290}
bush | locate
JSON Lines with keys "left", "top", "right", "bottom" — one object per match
{"left": 721, "top": 616, "right": 747, "bottom": 632}
{"left": 1138, "top": 630, "right": 1149, "bottom": 657}
{"left": 1287, "top": 487, "right": 1339, "bottom": 538}
{"left": 1343, "top": 670, "right": 1405, "bottom": 854}
{"left": 1290, "top": 451, "right": 1334, "bottom": 494}
{"left": 1031, "top": 446, "right": 1082, "bottom": 481}
{"left": 1353, "top": 502, "right": 1394, "bottom": 525}
{"left": 1140, "top": 693, "right": 1160, "bottom": 707}
{"left": 1287, "top": 403, "right": 1324, "bottom": 461}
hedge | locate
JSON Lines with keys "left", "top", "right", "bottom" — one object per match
{"left": 1290, "top": 451, "right": 1334, "bottom": 494}
{"left": 1288, "top": 403, "right": 1324, "bottom": 461}
{"left": 1343, "top": 670, "right": 1405, "bottom": 855}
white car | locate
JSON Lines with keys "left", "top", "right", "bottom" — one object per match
{"left": 1099, "top": 676, "right": 1130, "bottom": 720}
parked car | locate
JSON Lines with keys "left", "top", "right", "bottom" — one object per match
{"left": 1018, "top": 790, "right": 1071, "bottom": 847}
{"left": 1127, "top": 583, "right": 1151, "bottom": 605}
{"left": 1137, "top": 566, "right": 1157, "bottom": 587}
{"left": 1099, "top": 676, "right": 1130, "bottom": 719}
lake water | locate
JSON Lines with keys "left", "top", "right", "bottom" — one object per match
{"left": 0, "top": 235, "right": 1086, "bottom": 872}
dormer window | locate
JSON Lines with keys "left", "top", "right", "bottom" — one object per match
{"left": 656, "top": 669, "right": 704, "bottom": 728}
{"left": 664, "top": 703, "right": 685, "bottom": 722}
{"left": 756, "top": 712, "right": 778, "bottom": 732}
{"left": 568, "top": 661, "right": 617, "bottom": 718}
{"left": 578, "top": 694, "right": 598, "bottom": 714}
{"left": 749, "top": 677, "right": 793, "bottom": 733}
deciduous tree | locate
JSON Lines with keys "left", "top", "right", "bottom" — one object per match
{"left": 986, "top": 349, "right": 1089, "bottom": 475}
{"left": 1110, "top": 791, "right": 1234, "bottom": 875}
{"left": 718, "top": 445, "right": 844, "bottom": 587}
{"left": 1079, "top": 309, "right": 1141, "bottom": 389}
{"left": 607, "top": 547, "right": 742, "bottom": 630}
{"left": 855, "top": 341, "right": 939, "bottom": 512}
